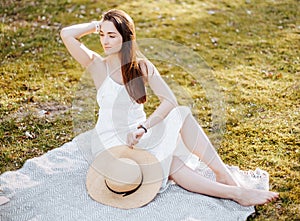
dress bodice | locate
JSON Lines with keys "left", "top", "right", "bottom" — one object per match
{"left": 95, "top": 74, "right": 146, "bottom": 140}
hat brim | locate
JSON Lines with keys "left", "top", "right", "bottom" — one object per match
{"left": 86, "top": 145, "right": 163, "bottom": 209}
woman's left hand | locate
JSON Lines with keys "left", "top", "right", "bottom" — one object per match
{"left": 127, "top": 128, "right": 145, "bottom": 147}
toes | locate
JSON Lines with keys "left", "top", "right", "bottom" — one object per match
{"left": 272, "top": 192, "right": 279, "bottom": 199}
{"left": 267, "top": 192, "right": 279, "bottom": 202}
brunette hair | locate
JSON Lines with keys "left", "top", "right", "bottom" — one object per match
{"left": 102, "top": 9, "right": 147, "bottom": 104}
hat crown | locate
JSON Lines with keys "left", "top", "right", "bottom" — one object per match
{"left": 86, "top": 145, "right": 163, "bottom": 209}
{"left": 105, "top": 158, "right": 142, "bottom": 193}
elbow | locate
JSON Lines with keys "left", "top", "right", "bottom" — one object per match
{"left": 163, "top": 98, "right": 178, "bottom": 109}
{"left": 171, "top": 99, "right": 179, "bottom": 108}
{"left": 172, "top": 101, "right": 179, "bottom": 110}
{"left": 60, "top": 28, "right": 70, "bottom": 40}
{"left": 169, "top": 95, "right": 179, "bottom": 108}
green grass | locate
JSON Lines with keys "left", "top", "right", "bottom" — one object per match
{"left": 1, "top": 0, "right": 299, "bottom": 220}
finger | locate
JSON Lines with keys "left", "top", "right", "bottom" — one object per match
{"left": 132, "top": 136, "right": 138, "bottom": 145}
{"left": 137, "top": 128, "right": 145, "bottom": 135}
{"left": 135, "top": 130, "right": 144, "bottom": 140}
{"left": 130, "top": 134, "right": 138, "bottom": 146}
{"left": 130, "top": 137, "right": 135, "bottom": 146}
{"left": 134, "top": 133, "right": 141, "bottom": 143}
{"left": 126, "top": 133, "right": 130, "bottom": 144}
{"left": 127, "top": 134, "right": 133, "bottom": 146}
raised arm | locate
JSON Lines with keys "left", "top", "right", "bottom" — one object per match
{"left": 60, "top": 22, "right": 107, "bottom": 89}
{"left": 60, "top": 22, "right": 101, "bottom": 67}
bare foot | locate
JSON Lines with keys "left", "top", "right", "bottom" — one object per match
{"left": 233, "top": 187, "right": 279, "bottom": 206}
{"left": 215, "top": 169, "right": 241, "bottom": 187}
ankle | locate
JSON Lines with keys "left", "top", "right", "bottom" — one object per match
{"left": 231, "top": 186, "right": 243, "bottom": 202}
{"left": 219, "top": 185, "right": 241, "bottom": 201}
{"left": 213, "top": 164, "right": 230, "bottom": 175}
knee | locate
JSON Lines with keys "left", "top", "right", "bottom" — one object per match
{"left": 177, "top": 105, "right": 191, "bottom": 113}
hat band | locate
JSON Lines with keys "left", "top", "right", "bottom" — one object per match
{"left": 105, "top": 175, "right": 144, "bottom": 197}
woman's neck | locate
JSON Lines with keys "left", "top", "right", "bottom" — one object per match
{"left": 106, "top": 53, "right": 122, "bottom": 74}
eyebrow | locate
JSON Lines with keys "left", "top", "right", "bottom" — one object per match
{"left": 100, "top": 30, "right": 118, "bottom": 35}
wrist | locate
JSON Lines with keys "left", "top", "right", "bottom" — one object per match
{"left": 137, "top": 125, "right": 147, "bottom": 133}
{"left": 91, "top": 21, "right": 101, "bottom": 33}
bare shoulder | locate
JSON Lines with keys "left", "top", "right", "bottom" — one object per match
{"left": 138, "top": 59, "right": 156, "bottom": 77}
{"left": 87, "top": 56, "right": 107, "bottom": 90}
{"left": 87, "top": 55, "right": 106, "bottom": 74}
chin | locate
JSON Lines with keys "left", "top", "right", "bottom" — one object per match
{"left": 105, "top": 50, "right": 121, "bottom": 56}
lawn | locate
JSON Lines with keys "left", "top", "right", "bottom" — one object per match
{"left": 0, "top": 0, "right": 299, "bottom": 220}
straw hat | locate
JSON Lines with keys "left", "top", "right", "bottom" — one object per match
{"left": 86, "top": 145, "right": 163, "bottom": 209}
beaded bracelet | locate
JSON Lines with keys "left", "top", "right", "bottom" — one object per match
{"left": 137, "top": 125, "right": 147, "bottom": 133}
{"left": 91, "top": 21, "right": 100, "bottom": 34}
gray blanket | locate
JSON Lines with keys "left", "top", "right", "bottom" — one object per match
{"left": 0, "top": 130, "right": 269, "bottom": 221}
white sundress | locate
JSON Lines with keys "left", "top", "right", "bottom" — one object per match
{"left": 89, "top": 62, "right": 198, "bottom": 189}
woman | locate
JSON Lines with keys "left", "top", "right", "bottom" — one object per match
{"left": 60, "top": 9, "right": 278, "bottom": 207}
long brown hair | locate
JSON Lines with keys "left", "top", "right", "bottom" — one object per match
{"left": 102, "top": 9, "right": 147, "bottom": 104}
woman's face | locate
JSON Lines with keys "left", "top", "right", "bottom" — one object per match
{"left": 100, "top": 21, "right": 123, "bottom": 55}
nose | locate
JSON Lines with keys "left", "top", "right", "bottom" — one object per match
{"left": 102, "top": 36, "right": 109, "bottom": 45}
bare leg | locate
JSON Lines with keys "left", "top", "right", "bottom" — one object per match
{"left": 180, "top": 112, "right": 238, "bottom": 186}
{"left": 169, "top": 157, "right": 279, "bottom": 206}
